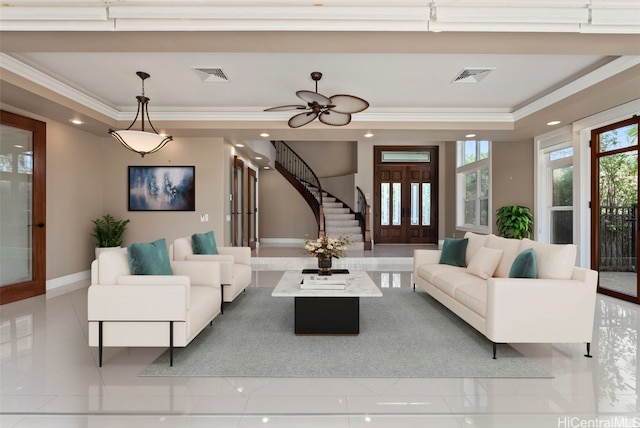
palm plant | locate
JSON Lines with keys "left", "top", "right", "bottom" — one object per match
{"left": 91, "top": 214, "right": 130, "bottom": 247}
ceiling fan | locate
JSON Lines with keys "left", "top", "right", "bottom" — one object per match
{"left": 264, "top": 71, "right": 369, "bottom": 128}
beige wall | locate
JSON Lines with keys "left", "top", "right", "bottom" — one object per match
{"left": 2, "top": 104, "right": 231, "bottom": 283}
{"left": 101, "top": 137, "right": 227, "bottom": 248}
{"left": 46, "top": 118, "right": 106, "bottom": 278}
{"left": 258, "top": 169, "right": 318, "bottom": 239}
{"left": 443, "top": 142, "right": 457, "bottom": 238}
{"left": 490, "top": 140, "right": 535, "bottom": 234}
{"left": 288, "top": 141, "right": 357, "bottom": 177}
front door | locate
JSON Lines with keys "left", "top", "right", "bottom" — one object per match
{"left": 374, "top": 146, "right": 438, "bottom": 244}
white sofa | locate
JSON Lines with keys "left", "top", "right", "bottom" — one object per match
{"left": 88, "top": 248, "right": 222, "bottom": 366}
{"left": 170, "top": 236, "right": 252, "bottom": 313}
{"left": 413, "top": 232, "right": 598, "bottom": 358}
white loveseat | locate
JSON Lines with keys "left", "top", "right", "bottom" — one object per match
{"left": 413, "top": 232, "right": 598, "bottom": 358}
{"left": 170, "top": 236, "right": 251, "bottom": 312}
{"left": 88, "top": 248, "right": 222, "bottom": 366}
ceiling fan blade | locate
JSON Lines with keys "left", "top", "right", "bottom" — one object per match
{"left": 264, "top": 105, "right": 308, "bottom": 112}
{"left": 329, "top": 95, "right": 369, "bottom": 114}
{"left": 319, "top": 111, "right": 351, "bottom": 126}
{"left": 296, "top": 90, "right": 332, "bottom": 106}
{"left": 288, "top": 111, "right": 319, "bottom": 128}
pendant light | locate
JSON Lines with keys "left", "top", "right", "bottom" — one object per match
{"left": 109, "top": 71, "right": 173, "bottom": 157}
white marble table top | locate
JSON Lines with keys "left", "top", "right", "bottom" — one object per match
{"left": 271, "top": 270, "right": 383, "bottom": 298}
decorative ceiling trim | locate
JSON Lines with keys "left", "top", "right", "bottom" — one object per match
{"left": 1, "top": 2, "right": 638, "bottom": 33}
{"left": 512, "top": 55, "right": 640, "bottom": 122}
{"left": 0, "top": 53, "right": 119, "bottom": 118}
{"left": 2, "top": 53, "right": 638, "bottom": 127}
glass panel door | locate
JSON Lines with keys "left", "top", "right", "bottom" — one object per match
{"left": 0, "top": 125, "right": 33, "bottom": 286}
{"left": 0, "top": 110, "right": 46, "bottom": 304}
{"left": 374, "top": 146, "right": 438, "bottom": 244}
{"left": 593, "top": 116, "right": 639, "bottom": 302}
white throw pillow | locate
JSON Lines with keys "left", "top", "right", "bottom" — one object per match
{"left": 466, "top": 246, "right": 503, "bottom": 279}
{"left": 486, "top": 234, "right": 522, "bottom": 278}
{"left": 464, "top": 231, "right": 490, "bottom": 266}
{"left": 520, "top": 239, "right": 577, "bottom": 279}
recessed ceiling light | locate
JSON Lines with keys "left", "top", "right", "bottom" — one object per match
{"left": 70, "top": 119, "right": 84, "bottom": 125}
{"left": 547, "top": 120, "right": 561, "bottom": 126}
{"left": 264, "top": 166, "right": 270, "bottom": 170}
{"left": 465, "top": 134, "right": 476, "bottom": 138}
{"left": 260, "top": 133, "right": 270, "bottom": 138}
{"left": 364, "top": 132, "right": 374, "bottom": 138}
{"left": 235, "top": 143, "right": 245, "bottom": 148}
{"left": 255, "top": 156, "right": 263, "bottom": 160}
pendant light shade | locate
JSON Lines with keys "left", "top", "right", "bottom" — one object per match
{"left": 109, "top": 71, "right": 172, "bottom": 157}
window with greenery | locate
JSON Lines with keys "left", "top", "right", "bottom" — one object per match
{"left": 456, "top": 140, "right": 491, "bottom": 232}
{"left": 548, "top": 146, "right": 573, "bottom": 244}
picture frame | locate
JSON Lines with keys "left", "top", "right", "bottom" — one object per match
{"left": 128, "top": 166, "right": 195, "bottom": 211}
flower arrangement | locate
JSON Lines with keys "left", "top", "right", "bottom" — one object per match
{"left": 304, "top": 235, "right": 350, "bottom": 259}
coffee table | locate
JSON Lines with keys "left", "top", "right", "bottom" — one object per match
{"left": 271, "top": 270, "right": 383, "bottom": 335}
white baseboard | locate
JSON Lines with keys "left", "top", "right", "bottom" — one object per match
{"left": 46, "top": 270, "right": 90, "bottom": 292}
{"left": 260, "top": 238, "right": 305, "bottom": 246}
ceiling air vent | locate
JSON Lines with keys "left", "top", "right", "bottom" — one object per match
{"left": 193, "top": 67, "right": 229, "bottom": 83}
{"left": 452, "top": 68, "right": 494, "bottom": 84}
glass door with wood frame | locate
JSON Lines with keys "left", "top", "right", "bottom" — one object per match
{"left": 0, "top": 110, "right": 46, "bottom": 304}
{"left": 592, "top": 116, "right": 640, "bottom": 303}
{"left": 374, "top": 146, "right": 438, "bottom": 244}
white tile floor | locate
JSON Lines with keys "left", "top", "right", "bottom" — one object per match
{"left": 1, "top": 245, "right": 639, "bottom": 427}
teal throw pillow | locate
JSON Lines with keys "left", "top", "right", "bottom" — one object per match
{"left": 128, "top": 238, "right": 173, "bottom": 275}
{"left": 192, "top": 231, "right": 218, "bottom": 255}
{"left": 509, "top": 248, "right": 537, "bottom": 278}
{"left": 439, "top": 238, "right": 469, "bottom": 267}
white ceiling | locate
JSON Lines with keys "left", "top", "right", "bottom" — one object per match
{"left": 1, "top": 1, "right": 640, "bottom": 156}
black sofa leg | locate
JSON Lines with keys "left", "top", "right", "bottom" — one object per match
{"left": 584, "top": 342, "right": 593, "bottom": 358}
{"left": 169, "top": 321, "right": 174, "bottom": 367}
{"left": 492, "top": 342, "right": 497, "bottom": 359}
{"left": 413, "top": 283, "right": 416, "bottom": 292}
{"left": 98, "top": 321, "right": 103, "bottom": 367}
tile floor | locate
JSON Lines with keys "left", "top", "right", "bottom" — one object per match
{"left": 1, "top": 244, "right": 639, "bottom": 427}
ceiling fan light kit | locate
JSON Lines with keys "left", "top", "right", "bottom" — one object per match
{"left": 265, "top": 71, "right": 369, "bottom": 128}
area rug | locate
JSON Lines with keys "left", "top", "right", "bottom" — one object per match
{"left": 140, "top": 287, "right": 551, "bottom": 378}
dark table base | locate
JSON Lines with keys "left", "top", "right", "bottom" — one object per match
{"left": 294, "top": 296, "right": 360, "bottom": 335}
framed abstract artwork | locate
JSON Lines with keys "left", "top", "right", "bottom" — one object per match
{"left": 128, "top": 166, "right": 195, "bottom": 211}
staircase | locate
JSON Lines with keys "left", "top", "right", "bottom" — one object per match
{"left": 309, "top": 188, "right": 364, "bottom": 250}
{"left": 273, "top": 140, "right": 370, "bottom": 250}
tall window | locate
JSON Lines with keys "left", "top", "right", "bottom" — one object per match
{"left": 548, "top": 146, "right": 574, "bottom": 244}
{"left": 456, "top": 140, "right": 491, "bottom": 233}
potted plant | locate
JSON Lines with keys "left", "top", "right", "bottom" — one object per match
{"left": 91, "top": 214, "right": 130, "bottom": 257}
{"left": 495, "top": 205, "right": 533, "bottom": 240}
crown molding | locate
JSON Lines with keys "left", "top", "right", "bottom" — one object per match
{"left": 513, "top": 55, "right": 640, "bottom": 121}
{"left": 0, "top": 54, "right": 120, "bottom": 118}
{"left": 1, "top": 2, "right": 638, "bottom": 33}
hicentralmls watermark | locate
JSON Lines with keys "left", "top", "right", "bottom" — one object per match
{"left": 558, "top": 416, "right": 640, "bottom": 428}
